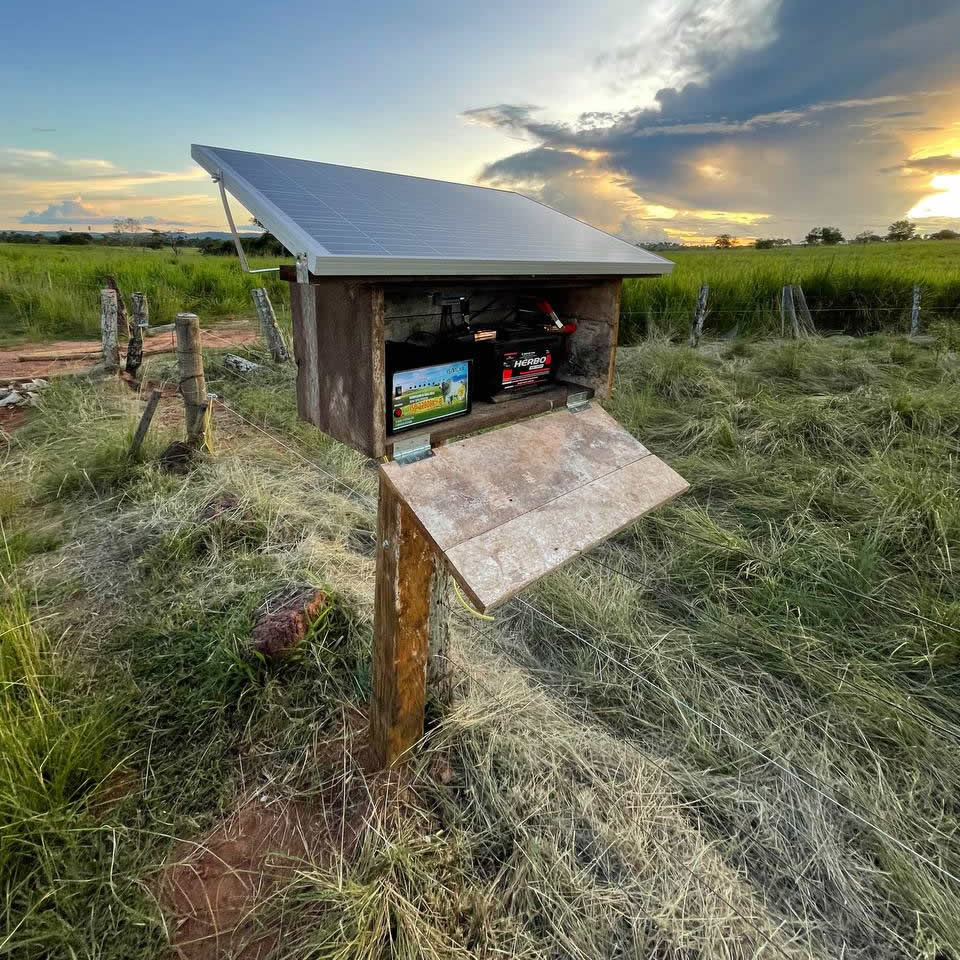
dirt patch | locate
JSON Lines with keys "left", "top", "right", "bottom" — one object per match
{"left": 162, "top": 799, "right": 321, "bottom": 960}
{"left": 159, "top": 714, "right": 400, "bottom": 960}
{"left": 0, "top": 327, "right": 259, "bottom": 380}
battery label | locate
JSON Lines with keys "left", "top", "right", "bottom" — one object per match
{"left": 391, "top": 360, "right": 469, "bottom": 431}
{"left": 501, "top": 349, "right": 552, "bottom": 390}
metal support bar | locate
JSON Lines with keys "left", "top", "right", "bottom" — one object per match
{"left": 214, "top": 173, "right": 280, "bottom": 275}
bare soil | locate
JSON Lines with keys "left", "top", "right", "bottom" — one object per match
{"left": 0, "top": 327, "right": 258, "bottom": 380}
{"left": 159, "top": 711, "right": 405, "bottom": 960}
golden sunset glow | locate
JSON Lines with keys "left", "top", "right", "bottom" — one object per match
{"left": 907, "top": 172, "right": 960, "bottom": 219}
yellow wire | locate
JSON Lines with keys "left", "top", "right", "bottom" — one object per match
{"left": 452, "top": 579, "right": 494, "bottom": 621}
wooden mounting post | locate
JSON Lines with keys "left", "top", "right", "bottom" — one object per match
{"left": 781, "top": 285, "right": 798, "bottom": 339}
{"left": 371, "top": 476, "right": 450, "bottom": 768}
{"left": 792, "top": 284, "right": 815, "bottom": 336}
{"left": 130, "top": 389, "right": 162, "bottom": 456}
{"left": 174, "top": 312, "right": 211, "bottom": 451}
{"left": 100, "top": 289, "right": 120, "bottom": 373}
{"left": 126, "top": 292, "right": 148, "bottom": 375}
{"left": 910, "top": 284, "right": 921, "bottom": 338}
{"left": 251, "top": 288, "right": 289, "bottom": 362}
{"left": 688, "top": 283, "right": 709, "bottom": 347}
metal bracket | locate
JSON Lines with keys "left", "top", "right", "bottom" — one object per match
{"left": 566, "top": 390, "right": 590, "bottom": 413}
{"left": 392, "top": 434, "right": 433, "bottom": 465}
{"left": 295, "top": 254, "right": 310, "bottom": 284}
{"left": 213, "top": 171, "right": 280, "bottom": 275}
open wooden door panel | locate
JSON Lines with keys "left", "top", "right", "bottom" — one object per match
{"left": 380, "top": 404, "right": 688, "bottom": 611}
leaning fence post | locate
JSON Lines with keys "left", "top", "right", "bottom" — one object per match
{"left": 792, "top": 284, "right": 815, "bottom": 336}
{"left": 910, "top": 285, "right": 921, "bottom": 338}
{"left": 251, "top": 288, "right": 289, "bottom": 362}
{"left": 126, "top": 292, "right": 149, "bottom": 376}
{"left": 174, "top": 312, "right": 211, "bottom": 451}
{"left": 688, "top": 283, "right": 709, "bottom": 347}
{"left": 100, "top": 289, "right": 120, "bottom": 373}
{"left": 781, "top": 285, "right": 798, "bottom": 339}
{"left": 130, "top": 389, "right": 162, "bottom": 457}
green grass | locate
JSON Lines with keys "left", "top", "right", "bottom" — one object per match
{"left": 622, "top": 240, "right": 960, "bottom": 341}
{"left": 4, "top": 239, "right": 960, "bottom": 346}
{"left": 0, "top": 244, "right": 289, "bottom": 340}
{"left": 2, "top": 334, "right": 960, "bottom": 958}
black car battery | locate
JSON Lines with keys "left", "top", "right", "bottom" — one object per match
{"left": 470, "top": 331, "right": 565, "bottom": 400}
{"left": 385, "top": 339, "right": 473, "bottom": 434}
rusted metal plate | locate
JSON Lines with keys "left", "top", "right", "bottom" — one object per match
{"left": 381, "top": 405, "right": 688, "bottom": 611}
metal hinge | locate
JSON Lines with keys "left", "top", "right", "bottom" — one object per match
{"left": 566, "top": 390, "right": 590, "bottom": 413}
{"left": 392, "top": 435, "right": 433, "bottom": 465}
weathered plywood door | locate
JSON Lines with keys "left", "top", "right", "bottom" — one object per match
{"left": 370, "top": 403, "right": 688, "bottom": 767}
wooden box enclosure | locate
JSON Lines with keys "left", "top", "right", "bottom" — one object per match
{"left": 283, "top": 266, "right": 622, "bottom": 459}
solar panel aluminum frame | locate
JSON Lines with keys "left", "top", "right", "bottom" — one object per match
{"left": 191, "top": 144, "right": 675, "bottom": 279}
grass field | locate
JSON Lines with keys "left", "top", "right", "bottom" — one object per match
{"left": 2, "top": 240, "right": 959, "bottom": 343}
{"left": 0, "top": 244, "right": 288, "bottom": 341}
{"left": 2, "top": 330, "right": 959, "bottom": 958}
{"left": 622, "top": 240, "right": 960, "bottom": 341}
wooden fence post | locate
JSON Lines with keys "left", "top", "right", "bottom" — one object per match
{"left": 130, "top": 389, "right": 162, "bottom": 456}
{"left": 781, "top": 285, "right": 799, "bottom": 339}
{"left": 126, "top": 292, "right": 149, "bottom": 375}
{"left": 792, "top": 284, "right": 816, "bottom": 336}
{"left": 910, "top": 284, "right": 921, "bottom": 338}
{"left": 688, "top": 283, "right": 709, "bottom": 347}
{"left": 174, "top": 312, "right": 211, "bottom": 451}
{"left": 103, "top": 275, "right": 130, "bottom": 337}
{"left": 371, "top": 475, "right": 450, "bottom": 767}
{"left": 251, "top": 288, "right": 289, "bottom": 363}
{"left": 100, "top": 289, "right": 120, "bottom": 373}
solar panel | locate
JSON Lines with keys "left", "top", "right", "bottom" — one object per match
{"left": 192, "top": 144, "right": 674, "bottom": 277}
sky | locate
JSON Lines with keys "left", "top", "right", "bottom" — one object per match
{"left": 2, "top": 0, "right": 959, "bottom": 245}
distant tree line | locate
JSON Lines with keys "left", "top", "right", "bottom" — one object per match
{"left": 0, "top": 222, "right": 287, "bottom": 258}
{"left": 706, "top": 219, "right": 959, "bottom": 250}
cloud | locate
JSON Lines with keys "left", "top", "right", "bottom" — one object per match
{"left": 0, "top": 147, "right": 117, "bottom": 173}
{"left": 19, "top": 197, "right": 192, "bottom": 227}
{"left": 465, "top": 93, "right": 948, "bottom": 146}
{"left": 901, "top": 154, "right": 960, "bottom": 172}
{"left": 480, "top": 147, "right": 586, "bottom": 187}
{"left": 0, "top": 146, "right": 218, "bottom": 230}
{"left": 590, "top": 0, "right": 782, "bottom": 115}
{"left": 0, "top": 147, "right": 206, "bottom": 194}
{"left": 464, "top": 0, "right": 960, "bottom": 242}
{"left": 20, "top": 198, "right": 109, "bottom": 224}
